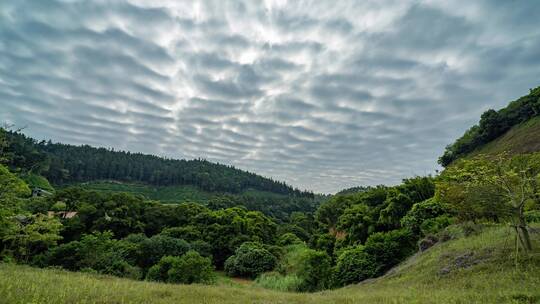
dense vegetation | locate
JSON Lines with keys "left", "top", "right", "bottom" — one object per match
{"left": 439, "top": 86, "right": 540, "bottom": 166}
{"left": 2, "top": 85, "right": 540, "bottom": 299}
{"left": 2, "top": 130, "right": 319, "bottom": 220}
{"left": 2, "top": 224, "right": 539, "bottom": 303}
{"left": 3, "top": 130, "right": 313, "bottom": 196}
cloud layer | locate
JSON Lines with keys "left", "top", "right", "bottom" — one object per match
{"left": 1, "top": 0, "right": 540, "bottom": 193}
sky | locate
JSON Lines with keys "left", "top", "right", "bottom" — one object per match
{"left": 1, "top": 0, "right": 540, "bottom": 194}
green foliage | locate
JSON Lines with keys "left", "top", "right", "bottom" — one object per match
{"left": 293, "top": 248, "right": 332, "bottom": 292}
{"left": 276, "top": 245, "right": 332, "bottom": 292}
{"left": 224, "top": 242, "right": 277, "bottom": 279}
{"left": 161, "top": 226, "right": 202, "bottom": 241}
{"left": 525, "top": 210, "right": 540, "bottom": 223}
{"left": 440, "top": 86, "right": 540, "bottom": 166}
{"left": 315, "top": 194, "right": 354, "bottom": 229}
{"left": 437, "top": 152, "right": 540, "bottom": 251}
{"left": 277, "top": 233, "right": 303, "bottom": 246}
{"left": 5, "top": 129, "right": 311, "bottom": 196}
{"left": 20, "top": 173, "right": 54, "bottom": 192}
{"left": 0, "top": 164, "right": 31, "bottom": 200}
{"left": 2, "top": 224, "right": 540, "bottom": 303}
{"left": 401, "top": 198, "right": 452, "bottom": 235}
{"left": 2, "top": 214, "right": 63, "bottom": 262}
{"left": 168, "top": 251, "right": 215, "bottom": 284}
{"left": 45, "top": 231, "right": 141, "bottom": 279}
{"left": 309, "top": 233, "right": 336, "bottom": 258}
{"left": 146, "top": 256, "right": 179, "bottom": 282}
{"left": 137, "top": 235, "right": 191, "bottom": 270}
{"left": 364, "top": 229, "right": 416, "bottom": 276}
{"left": 50, "top": 201, "right": 67, "bottom": 212}
{"left": 147, "top": 252, "right": 215, "bottom": 285}
{"left": 336, "top": 203, "right": 374, "bottom": 245}
{"left": 333, "top": 245, "right": 377, "bottom": 286}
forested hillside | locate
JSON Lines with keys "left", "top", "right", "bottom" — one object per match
{"left": 2, "top": 130, "right": 312, "bottom": 197}
{"left": 439, "top": 86, "right": 540, "bottom": 166}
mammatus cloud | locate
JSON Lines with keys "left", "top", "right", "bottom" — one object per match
{"left": 1, "top": 0, "right": 540, "bottom": 193}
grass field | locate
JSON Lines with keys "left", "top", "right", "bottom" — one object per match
{"left": 2, "top": 224, "right": 539, "bottom": 303}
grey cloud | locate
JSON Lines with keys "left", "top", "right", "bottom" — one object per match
{"left": 1, "top": 0, "right": 540, "bottom": 193}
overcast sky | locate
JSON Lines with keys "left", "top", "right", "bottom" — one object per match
{"left": 1, "top": 0, "right": 540, "bottom": 193}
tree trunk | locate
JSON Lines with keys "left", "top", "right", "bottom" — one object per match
{"left": 518, "top": 211, "right": 532, "bottom": 251}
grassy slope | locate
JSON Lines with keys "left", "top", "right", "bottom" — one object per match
{"left": 2, "top": 225, "right": 539, "bottom": 304}
{"left": 469, "top": 116, "right": 540, "bottom": 158}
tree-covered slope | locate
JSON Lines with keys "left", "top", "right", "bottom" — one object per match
{"left": 2, "top": 224, "right": 538, "bottom": 304}
{"left": 439, "top": 86, "right": 540, "bottom": 166}
{"left": 3, "top": 130, "right": 312, "bottom": 197}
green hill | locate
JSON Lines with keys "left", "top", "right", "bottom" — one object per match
{"left": 440, "top": 86, "right": 540, "bottom": 166}
{"left": 2, "top": 224, "right": 539, "bottom": 304}
{"left": 3, "top": 130, "right": 313, "bottom": 198}
{"left": 468, "top": 116, "right": 540, "bottom": 157}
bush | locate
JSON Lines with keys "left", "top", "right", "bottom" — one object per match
{"left": 224, "top": 242, "right": 276, "bottom": 279}
{"left": 333, "top": 245, "right": 377, "bottom": 287}
{"left": 525, "top": 210, "right": 540, "bottom": 223}
{"left": 401, "top": 198, "right": 450, "bottom": 235}
{"left": 419, "top": 215, "right": 453, "bottom": 236}
{"left": 45, "top": 232, "right": 141, "bottom": 279}
{"left": 255, "top": 272, "right": 303, "bottom": 292}
{"left": 295, "top": 248, "right": 332, "bottom": 292}
{"left": 364, "top": 229, "right": 416, "bottom": 275}
{"left": 168, "top": 251, "right": 215, "bottom": 284}
{"left": 147, "top": 252, "right": 215, "bottom": 284}
{"left": 277, "top": 245, "right": 332, "bottom": 292}
{"left": 137, "top": 235, "right": 190, "bottom": 270}
{"left": 146, "top": 256, "right": 178, "bottom": 282}
{"left": 277, "top": 233, "right": 303, "bottom": 246}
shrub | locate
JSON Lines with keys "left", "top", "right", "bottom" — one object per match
{"left": 51, "top": 201, "right": 67, "bottom": 211}
{"left": 525, "top": 210, "right": 540, "bottom": 223}
{"left": 309, "top": 233, "right": 336, "bottom": 258}
{"left": 364, "top": 229, "right": 416, "bottom": 275}
{"left": 401, "top": 198, "right": 450, "bottom": 235}
{"left": 333, "top": 245, "right": 377, "bottom": 287}
{"left": 255, "top": 272, "right": 303, "bottom": 292}
{"left": 167, "top": 251, "right": 215, "bottom": 284}
{"left": 147, "top": 252, "right": 215, "bottom": 284}
{"left": 137, "top": 235, "right": 190, "bottom": 270}
{"left": 45, "top": 232, "right": 141, "bottom": 279}
{"left": 224, "top": 242, "right": 277, "bottom": 279}
{"left": 146, "top": 256, "right": 178, "bottom": 282}
{"left": 277, "top": 233, "right": 303, "bottom": 246}
{"left": 277, "top": 245, "right": 332, "bottom": 292}
{"left": 295, "top": 248, "right": 332, "bottom": 292}
{"left": 419, "top": 215, "right": 453, "bottom": 235}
